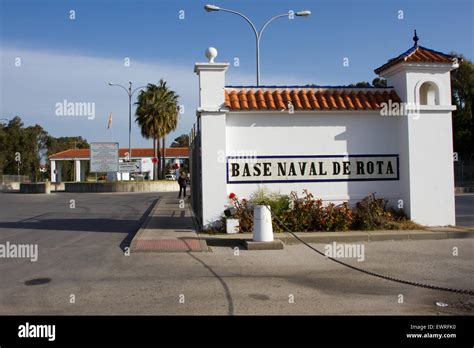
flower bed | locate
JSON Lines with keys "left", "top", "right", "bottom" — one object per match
{"left": 218, "top": 189, "right": 422, "bottom": 233}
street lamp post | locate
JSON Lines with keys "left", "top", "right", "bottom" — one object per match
{"left": 204, "top": 4, "right": 311, "bottom": 86}
{"left": 107, "top": 82, "right": 146, "bottom": 162}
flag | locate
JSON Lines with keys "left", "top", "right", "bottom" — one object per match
{"left": 107, "top": 113, "right": 112, "bottom": 129}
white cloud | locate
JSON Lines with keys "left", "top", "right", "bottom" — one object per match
{"left": 0, "top": 47, "right": 316, "bottom": 148}
{"left": 1, "top": 47, "right": 201, "bottom": 147}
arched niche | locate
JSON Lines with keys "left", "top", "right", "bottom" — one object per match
{"left": 418, "top": 81, "right": 440, "bottom": 105}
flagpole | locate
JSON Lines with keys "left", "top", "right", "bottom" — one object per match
{"left": 107, "top": 113, "right": 113, "bottom": 141}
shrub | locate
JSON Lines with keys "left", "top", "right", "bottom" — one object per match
{"left": 322, "top": 202, "right": 354, "bottom": 231}
{"left": 221, "top": 190, "right": 419, "bottom": 233}
{"left": 352, "top": 193, "right": 408, "bottom": 230}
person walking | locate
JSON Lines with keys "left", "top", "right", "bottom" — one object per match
{"left": 178, "top": 171, "right": 188, "bottom": 199}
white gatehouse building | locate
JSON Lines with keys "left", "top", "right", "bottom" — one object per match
{"left": 190, "top": 37, "right": 459, "bottom": 228}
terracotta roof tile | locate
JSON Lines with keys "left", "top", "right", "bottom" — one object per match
{"left": 238, "top": 90, "right": 249, "bottom": 110}
{"left": 49, "top": 147, "right": 189, "bottom": 159}
{"left": 255, "top": 90, "right": 267, "bottom": 109}
{"left": 316, "top": 91, "right": 329, "bottom": 109}
{"left": 229, "top": 91, "right": 240, "bottom": 110}
{"left": 333, "top": 91, "right": 346, "bottom": 110}
{"left": 281, "top": 90, "right": 292, "bottom": 108}
{"left": 342, "top": 92, "right": 355, "bottom": 109}
{"left": 270, "top": 90, "right": 282, "bottom": 110}
{"left": 290, "top": 90, "right": 303, "bottom": 109}
{"left": 247, "top": 90, "right": 258, "bottom": 109}
{"left": 224, "top": 87, "right": 401, "bottom": 112}
{"left": 374, "top": 45, "right": 456, "bottom": 74}
{"left": 307, "top": 90, "right": 320, "bottom": 109}
{"left": 298, "top": 90, "right": 311, "bottom": 109}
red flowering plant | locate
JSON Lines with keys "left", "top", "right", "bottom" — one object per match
{"left": 281, "top": 190, "right": 324, "bottom": 231}
{"left": 227, "top": 192, "right": 254, "bottom": 232}
{"left": 320, "top": 202, "right": 353, "bottom": 231}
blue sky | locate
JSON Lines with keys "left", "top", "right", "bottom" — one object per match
{"left": 1, "top": 0, "right": 473, "bottom": 149}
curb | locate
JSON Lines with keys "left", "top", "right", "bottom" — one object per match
{"left": 198, "top": 228, "right": 474, "bottom": 245}
{"left": 186, "top": 196, "right": 209, "bottom": 252}
{"left": 245, "top": 240, "right": 284, "bottom": 250}
{"left": 129, "top": 196, "right": 162, "bottom": 252}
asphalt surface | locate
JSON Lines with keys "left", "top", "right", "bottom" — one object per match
{"left": 456, "top": 194, "right": 474, "bottom": 227}
{"left": 0, "top": 192, "right": 472, "bottom": 315}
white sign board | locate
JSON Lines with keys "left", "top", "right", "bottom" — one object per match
{"left": 90, "top": 142, "right": 119, "bottom": 172}
{"left": 119, "top": 161, "right": 141, "bottom": 173}
{"left": 227, "top": 155, "right": 399, "bottom": 183}
{"left": 140, "top": 158, "right": 153, "bottom": 174}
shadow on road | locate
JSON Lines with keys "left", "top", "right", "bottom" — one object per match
{"left": 0, "top": 218, "right": 138, "bottom": 233}
{"left": 186, "top": 252, "right": 235, "bottom": 315}
{"left": 119, "top": 198, "right": 160, "bottom": 252}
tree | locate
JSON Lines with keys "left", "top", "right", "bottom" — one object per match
{"left": 348, "top": 81, "right": 371, "bottom": 88}
{"left": 451, "top": 53, "right": 474, "bottom": 157}
{"left": 135, "top": 80, "right": 179, "bottom": 180}
{"left": 0, "top": 116, "right": 89, "bottom": 181}
{"left": 0, "top": 116, "right": 49, "bottom": 180}
{"left": 171, "top": 134, "right": 189, "bottom": 147}
{"left": 159, "top": 83, "right": 179, "bottom": 179}
{"left": 372, "top": 78, "right": 388, "bottom": 88}
{"left": 347, "top": 78, "right": 387, "bottom": 88}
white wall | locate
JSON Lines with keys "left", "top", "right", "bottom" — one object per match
{"left": 195, "top": 56, "right": 457, "bottom": 227}
{"left": 406, "top": 110, "right": 455, "bottom": 225}
{"left": 226, "top": 112, "right": 402, "bottom": 204}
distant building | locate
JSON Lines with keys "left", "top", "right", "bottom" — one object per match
{"left": 49, "top": 147, "right": 189, "bottom": 181}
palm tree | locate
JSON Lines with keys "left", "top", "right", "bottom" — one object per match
{"left": 135, "top": 80, "right": 179, "bottom": 180}
{"left": 160, "top": 89, "right": 179, "bottom": 179}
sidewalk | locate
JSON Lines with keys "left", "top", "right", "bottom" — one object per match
{"left": 131, "top": 192, "right": 474, "bottom": 251}
{"left": 200, "top": 226, "right": 474, "bottom": 246}
{"left": 130, "top": 192, "right": 208, "bottom": 252}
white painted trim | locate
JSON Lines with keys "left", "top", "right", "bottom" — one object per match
{"left": 379, "top": 62, "right": 457, "bottom": 78}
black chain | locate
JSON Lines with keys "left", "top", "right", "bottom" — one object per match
{"left": 268, "top": 209, "right": 474, "bottom": 296}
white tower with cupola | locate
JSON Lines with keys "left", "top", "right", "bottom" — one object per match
{"left": 375, "top": 31, "right": 459, "bottom": 226}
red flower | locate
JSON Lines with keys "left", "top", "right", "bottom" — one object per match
{"left": 229, "top": 193, "right": 236, "bottom": 199}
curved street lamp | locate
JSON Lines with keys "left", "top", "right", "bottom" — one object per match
{"left": 107, "top": 82, "right": 146, "bottom": 162}
{"left": 204, "top": 4, "right": 311, "bottom": 85}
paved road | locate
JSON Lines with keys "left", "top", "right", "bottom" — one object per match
{"left": 0, "top": 192, "right": 473, "bottom": 315}
{"left": 456, "top": 194, "right": 474, "bottom": 227}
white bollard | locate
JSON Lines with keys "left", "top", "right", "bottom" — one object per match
{"left": 44, "top": 181, "right": 51, "bottom": 194}
{"left": 253, "top": 205, "right": 273, "bottom": 242}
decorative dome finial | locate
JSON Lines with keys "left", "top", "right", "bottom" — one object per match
{"left": 413, "top": 30, "right": 419, "bottom": 46}
{"left": 205, "top": 47, "right": 218, "bottom": 63}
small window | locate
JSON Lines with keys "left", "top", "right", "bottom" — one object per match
{"left": 419, "top": 81, "right": 439, "bottom": 105}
